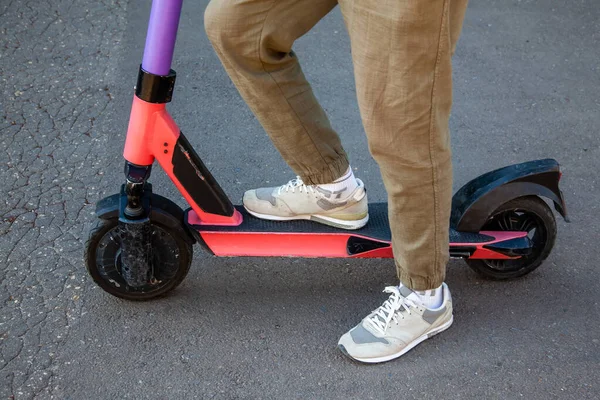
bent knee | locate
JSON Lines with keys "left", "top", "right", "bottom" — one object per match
{"left": 204, "top": 0, "right": 254, "bottom": 48}
{"left": 204, "top": 0, "right": 229, "bottom": 45}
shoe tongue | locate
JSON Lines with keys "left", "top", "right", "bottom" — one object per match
{"left": 398, "top": 285, "right": 414, "bottom": 297}
{"left": 398, "top": 285, "right": 423, "bottom": 305}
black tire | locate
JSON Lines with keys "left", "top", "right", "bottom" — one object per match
{"left": 84, "top": 215, "right": 193, "bottom": 301}
{"left": 465, "top": 196, "right": 557, "bottom": 280}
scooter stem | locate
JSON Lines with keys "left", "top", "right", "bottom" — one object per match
{"left": 142, "top": 0, "right": 184, "bottom": 76}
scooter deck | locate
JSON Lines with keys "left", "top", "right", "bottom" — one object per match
{"left": 194, "top": 203, "right": 493, "bottom": 241}
{"left": 186, "top": 203, "right": 528, "bottom": 259}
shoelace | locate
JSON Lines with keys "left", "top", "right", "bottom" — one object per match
{"left": 366, "top": 286, "right": 418, "bottom": 335}
{"left": 277, "top": 176, "right": 316, "bottom": 195}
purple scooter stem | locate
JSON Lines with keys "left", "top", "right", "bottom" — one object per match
{"left": 141, "top": 0, "right": 184, "bottom": 76}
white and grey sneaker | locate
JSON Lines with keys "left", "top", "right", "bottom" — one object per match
{"left": 243, "top": 177, "right": 369, "bottom": 230}
{"left": 338, "top": 283, "right": 453, "bottom": 363}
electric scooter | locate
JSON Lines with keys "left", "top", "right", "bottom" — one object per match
{"left": 84, "top": 0, "right": 569, "bottom": 300}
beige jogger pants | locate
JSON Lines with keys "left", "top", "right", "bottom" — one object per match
{"left": 204, "top": 0, "right": 469, "bottom": 290}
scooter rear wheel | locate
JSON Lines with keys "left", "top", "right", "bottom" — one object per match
{"left": 85, "top": 215, "right": 193, "bottom": 300}
{"left": 465, "top": 196, "right": 557, "bottom": 280}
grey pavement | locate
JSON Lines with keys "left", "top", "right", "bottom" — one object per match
{"left": 1, "top": 0, "right": 599, "bottom": 398}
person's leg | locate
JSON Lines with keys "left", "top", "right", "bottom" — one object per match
{"left": 339, "top": 0, "right": 468, "bottom": 289}
{"left": 205, "top": 0, "right": 369, "bottom": 229}
{"left": 337, "top": 0, "right": 469, "bottom": 362}
{"left": 204, "top": 0, "right": 348, "bottom": 185}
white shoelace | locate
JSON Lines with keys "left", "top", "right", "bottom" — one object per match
{"left": 366, "top": 286, "right": 418, "bottom": 335}
{"left": 277, "top": 176, "right": 316, "bottom": 195}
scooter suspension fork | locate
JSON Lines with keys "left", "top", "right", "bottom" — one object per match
{"left": 117, "top": 162, "right": 154, "bottom": 288}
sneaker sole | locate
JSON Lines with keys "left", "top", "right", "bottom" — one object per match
{"left": 244, "top": 207, "right": 369, "bottom": 230}
{"left": 338, "top": 315, "right": 454, "bottom": 364}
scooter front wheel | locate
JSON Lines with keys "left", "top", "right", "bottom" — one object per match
{"left": 465, "top": 196, "right": 557, "bottom": 280}
{"left": 84, "top": 216, "right": 193, "bottom": 301}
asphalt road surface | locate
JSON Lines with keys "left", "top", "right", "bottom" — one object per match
{"left": 1, "top": 0, "right": 599, "bottom": 398}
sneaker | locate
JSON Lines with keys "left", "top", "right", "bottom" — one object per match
{"left": 337, "top": 283, "right": 453, "bottom": 363}
{"left": 242, "top": 177, "right": 369, "bottom": 230}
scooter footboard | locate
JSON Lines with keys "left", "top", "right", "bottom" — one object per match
{"left": 187, "top": 204, "right": 531, "bottom": 260}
